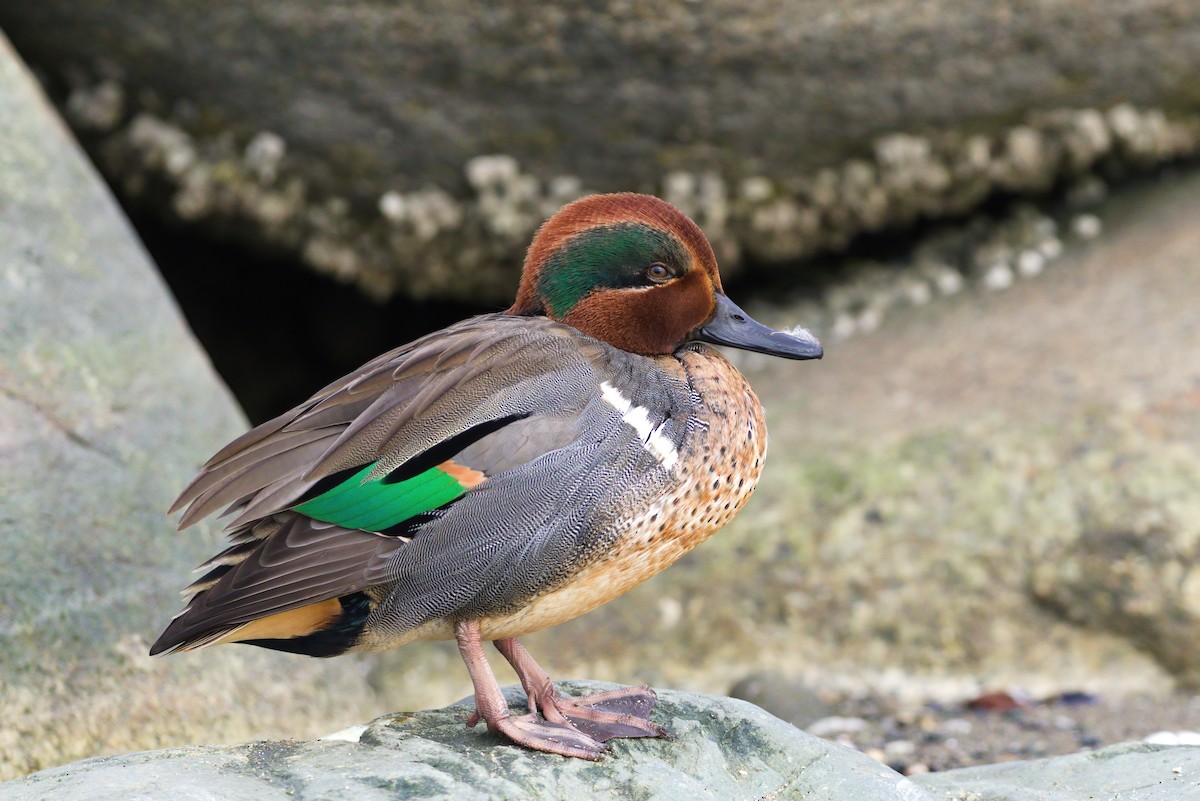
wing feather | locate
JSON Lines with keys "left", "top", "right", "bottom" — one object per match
{"left": 151, "top": 514, "right": 407, "bottom": 654}
{"left": 159, "top": 315, "right": 614, "bottom": 654}
{"left": 177, "top": 433, "right": 339, "bottom": 528}
{"left": 171, "top": 315, "right": 601, "bottom": 531}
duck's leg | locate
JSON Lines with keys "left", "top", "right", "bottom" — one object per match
{"left": 494, "top": 637, "right": 669, "bottom": 743}
{"left": 454, "top": 620, "right": 606, "bottom": 759}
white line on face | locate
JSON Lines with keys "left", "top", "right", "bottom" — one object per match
{"left": 599, "top": 382, "right": 679, "bottom": 471}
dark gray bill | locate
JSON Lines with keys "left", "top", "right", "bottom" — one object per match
{"left": 694, "top": 293, "right": 823, "bottom": 360}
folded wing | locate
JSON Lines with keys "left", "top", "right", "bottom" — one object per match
{"left": 152, "top": 315, "right": 608, "bottom": 655}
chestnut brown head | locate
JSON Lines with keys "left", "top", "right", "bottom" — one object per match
{"left": 509, "top": 193, "right": 822, "bottom": 361}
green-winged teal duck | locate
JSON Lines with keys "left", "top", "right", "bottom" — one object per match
{"left": 153, "top": 192, "right": 822, "bottom": 759}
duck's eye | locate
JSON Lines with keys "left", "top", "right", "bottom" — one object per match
{"left": 646, "top": 263, "right": 672, "bottom": 283}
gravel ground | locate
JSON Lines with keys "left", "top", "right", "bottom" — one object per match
{"left": 811, "top": 690, "right": 1200, "bottom": 775}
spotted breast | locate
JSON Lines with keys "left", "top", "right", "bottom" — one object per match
{"left": 473, "top": 344, "right": 765, "bottom": 642}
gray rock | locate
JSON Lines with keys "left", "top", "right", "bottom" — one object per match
{"left": 729, "top": 673, "right": 834, "bottom": 730}
{"left": 915, "top": 742, "right": 1200, "bottom": 801}
{"left": 2, "top": 3, "right": 1200, "bottom": 301}
{"left": 0, "top": 684, "right": 935, "bottom": 801}
{"left": 6, "top": 685, "right": 1199, "bottom": 800}
{"left": 0, "top": 31, "right": 388, "bottom": 780}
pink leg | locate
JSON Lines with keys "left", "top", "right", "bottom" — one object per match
{"left": 494, "top": 637, "right": 669, "bottom": 743}
{"left": 454, "top": 620, "right": 606, "bottom": 759}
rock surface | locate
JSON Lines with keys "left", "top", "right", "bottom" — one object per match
{"left": 3, "top": 684, "right": 1198, "bottom": 801}
{"left": 0, "top": 31, "right": 387, "bottom": 781}
{"left": 917, "top": 742, "right": 1200, "bottom": 801}
{"left": 2, "top": 3, "right": 1199, "bottom": 300}
{"left": 0, "top": 685, "right": 924, "bottom": 801}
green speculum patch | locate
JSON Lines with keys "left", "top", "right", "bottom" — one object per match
{"left": 538, "top": 223, "right": 686, "bottom": 317}
{"left": 293, "top": 462, "right": 464, "bottom": 531}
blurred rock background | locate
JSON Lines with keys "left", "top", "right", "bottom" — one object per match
{"left": 4, "top": 1, "right": 1200, "bottom": 303}
{"left": 2, "top": 0, "right": 1200, "bottom": 783}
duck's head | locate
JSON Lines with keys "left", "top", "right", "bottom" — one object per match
{"left": 508, "top": 193, "right": 823, "bottom": 360}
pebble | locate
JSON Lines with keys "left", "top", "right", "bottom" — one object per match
{"left": 1038, "top": 238, "right": 1064, "bottom": 260}
{"left": 464, "top": 154, "right": 520, "bottom": 189}
{"left": 378, "top": 191, "right": 407, "bottom": 223}
{"left": 1072, "top": 214, "right": 1103, "bottom": 239}
{"left": 1053, "top": 715, "right": 1077, "bottom": 730}
{"left": 941, "top": 718, "right": 973, "bottom": 736}
{"left": 319, "top": 723, "right": 367, "bottom": 743}
{"left": 830, "top": 312, "right": 857, "bottom": 341}
{"left": 899, "top": 278, "right": 933, "bottom": 305}
{"left": 966, "top": 690, "right": 1031, "bottom": 711}
{"left": 1144, "top": 730, "right": 1200, "bottom": 745}
{"left": 928, "top": 265, "right": 965, "bottom": 296}
{"left": 741, "top": 176, "right": 774, "bottom": 203}
{"left": 856, "top": 306, "right": 884, "bottom": 333}
{"left": 1050, "top": 692, "right": 1101, "bottom": 706}
{"left": 65, "top": 80, "right": 125, "bottom": 132}
{"left": 1016, "top": 250, "right": 1046, "bottom": 277}
{"left": 748, "top": 178, "right": 1117, "bottom": 351}
{"left": 983, "top": 263, "right": 1015, "bottom": 290}
{"left": 808, "top": 716, "right": 870, "bottom": 737}
{"left": 1032, "top": 216, "right": 1058, "bottom": 238}
{"left": 243, "top": 131, "right": 286, "bottom": 184}
{"left": 885, "top": 739, "right": 916, "bottom": 760}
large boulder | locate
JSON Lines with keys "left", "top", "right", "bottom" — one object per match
{"left": 0, "top": 685, "right": 921, "bottom": 801}
{"left": 3, "top": 685, "right": 1198, "bottom": 801}
{"left": 0, "top": 30, "right": 398, "bottom": 780}
{"left": 1, "top": 3, "right": 1199, "bottom": 300}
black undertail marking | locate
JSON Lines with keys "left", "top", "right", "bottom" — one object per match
{"left": 240, "top": 591, "right": 373, "bottom": 658}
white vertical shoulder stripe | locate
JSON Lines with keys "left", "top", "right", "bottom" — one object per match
{"left": 599, "top": 381, "right": 679, "bottom": 471}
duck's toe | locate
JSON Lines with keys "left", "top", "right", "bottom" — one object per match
{"left": 548, "top": 685, "right": 671, "bottom": 743}
{"left": 489, "top": 712, "right": 608, "bottom": 760}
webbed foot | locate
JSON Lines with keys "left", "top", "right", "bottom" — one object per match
{"left": 455, "top": 622, "right": 670, "bottom": 759}
{"left": 494, "top": 638, "right": 670, "bottom": 743}
{"left": 542, "top": 684, "right": 668, "bottom": 742}
{"left": 486, "top": 711, "right": 607, "bottom": 760}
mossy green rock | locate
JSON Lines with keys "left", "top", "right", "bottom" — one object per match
{"left": 0, "top": 31, "right": 386, "bottom": 780}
